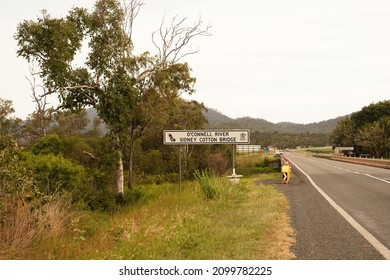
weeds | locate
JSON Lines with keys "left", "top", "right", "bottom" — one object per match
{"left": 194, "top": 169, "right": 226, "bottom": 200}
{"left": 0, "top": 194, "right": 75, "bottom": 259}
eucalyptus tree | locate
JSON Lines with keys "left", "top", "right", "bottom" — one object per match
{"left": 331, "top": 101, "right": 390, "bottom": 156}
{"left": 15, "top": 0, "right": 210, "bottom": 198}
{"left": 356, "top": 116, "right": 390, "bottom": 158}
{"left": 0, "top": 98, "right": 15, "bottom": 134}
{"left": 0, "top": 98, "right": 22, "bottom": 140}
{"left": 51, "top": 109, "right": 89, "bottom": 137}
{"left": 330, "top": 116, "right": 356, "bottom": 148}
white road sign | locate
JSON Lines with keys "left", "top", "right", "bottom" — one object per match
{"left": 163, "top": 129, "right": 250, "bottom": 145}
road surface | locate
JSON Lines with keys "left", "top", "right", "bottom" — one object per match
{"left": 277, "top": 153, "right": 390, "bottom": 259}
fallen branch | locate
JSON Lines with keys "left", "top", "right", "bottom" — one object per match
{"left": 83, "top": 151, "right": 99, "bottom": 160}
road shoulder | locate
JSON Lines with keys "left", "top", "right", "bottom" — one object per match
{"left": 273, "top": 168, "right": 384, "bottom": 260}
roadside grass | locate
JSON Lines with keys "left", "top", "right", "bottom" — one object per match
{"left": 2, "top": 156, "right": 295, "bottom": 260}
{"left": 61, "top": 178, "right": 294, "bottom": 260}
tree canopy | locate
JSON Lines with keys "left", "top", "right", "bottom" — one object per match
{"left": 15, "top": 0, "right": 210, "bottom": 196}
{"left": 331, "top": 100, "right": 390, "bottom": 157}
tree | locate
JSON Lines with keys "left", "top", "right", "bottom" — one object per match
{"left": 15, "top": 0, "right": 210, "bottom": 198}
{"left": 330, "top": 116, "right": 356, "bottom": 148}
{"left": 25, "top": 68, "right": 54, "bottom": 139}
{"left": 356, "top": 116, "right": 390, "bottom": 158}
{"left": 0, "top": 98, "right": 14, "bottom": 133}
{"left": 351, "top": 100, "right": 390, "bottom": 128}
{"left": 51, "top": 109, "right": 89, "bottom": 136}
{"left": 331, "top": 100, "right": 390, "bottom": 157}
{"left": 30, "top": 134, "right": 62, "bottom": 155}
{"left": 0, "top": 98, "right": 21, "bottom": 138}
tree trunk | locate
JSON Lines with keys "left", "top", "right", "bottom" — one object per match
{"left": 116, "top": 147, "right": 124, "bottom": 202}
{"left": 128, "top": 128, "right": 135, "bottom": 189}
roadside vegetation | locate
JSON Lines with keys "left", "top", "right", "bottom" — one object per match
{"left": 0, "top": 129, "right": 294, "bottom": 259}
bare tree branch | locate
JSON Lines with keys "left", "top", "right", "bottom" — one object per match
{"left": 83, "top": 150, "right": 99, "bottom": 160}
{"left": 121, "top": 0, "right": 144, "bottom": 40}
{"left": 135, "top": 15, "right": 211, "bottom": 83}
{"left": 152, "top": 16, "right": 211, "bottom": 66}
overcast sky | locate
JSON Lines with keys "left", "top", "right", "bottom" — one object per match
{"left": 1, "top": 0, "right": 390, "bottom": 124}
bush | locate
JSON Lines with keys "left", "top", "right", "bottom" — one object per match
{"left": 31, "top": 134, "right": 62, "bottom": 155}
{"left": 138, "top": 149, "right": 164, "bottom": 175}
{"left": 0, "top": 135, "right": 76, "bottom": 259}
{"left": 208, "top": 152, "right": 228, "bottom": 175}
{"left": 23, "top": 153, "right": 86, "bottom": 195}
{"left": 236, "top": 156, "right": 281, "bottom": 176}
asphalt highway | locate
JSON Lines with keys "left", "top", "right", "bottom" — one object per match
{"left": 277, "top": 153, "right": 390, "bottom": 260}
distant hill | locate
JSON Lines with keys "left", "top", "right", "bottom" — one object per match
{"left": 86, "top": 107, "right": 343, "bottom": 135}
{"left": 204, "top": 108, "right": 343, "bottom": 134}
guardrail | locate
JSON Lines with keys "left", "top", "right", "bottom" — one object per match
{"left": 325, "top": 154, "right": 390, "bottom": 169}
{"left": 312, "top": 153, "right": 331, "bottom": 159}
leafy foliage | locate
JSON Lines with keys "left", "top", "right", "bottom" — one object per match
{"left": 0, "top": 135, "right": 33, "bottom": 202}
{"left": 23, "top": 153, "right": 86, "bottom": 195}
{"left": 30, "top": 134, "right": 62, "bottom": 155}
{"left": 331, "top": 100, "right": 390, "bottom": 157}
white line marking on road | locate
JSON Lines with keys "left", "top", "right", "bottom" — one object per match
{"left": 305, "top": 158, "right": 390, "bottom": 184}
{"left": 289, "top": 158, "right": 390, "bottom": 260}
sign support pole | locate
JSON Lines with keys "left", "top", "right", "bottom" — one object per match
{"left": 178, "top": 145, "right": 182, "bottom": 192}
{"left": 232, "top": 144, "right": 236, "bottom": 175}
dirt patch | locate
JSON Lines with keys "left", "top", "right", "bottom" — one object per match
{"left": 255, "top": 174, "right": 303, "bottom": 187}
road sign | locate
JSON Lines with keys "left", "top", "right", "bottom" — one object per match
{"left": 281, "top": 163, "right": 291, "bottom": 184}
{"left": 163, "top": 129, "right": 250, "bottom": 145}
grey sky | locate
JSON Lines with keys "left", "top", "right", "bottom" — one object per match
{"left": 1, "top": 0, "right": 389, "bottom": 124}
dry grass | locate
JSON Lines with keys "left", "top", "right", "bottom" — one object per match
{"left": 0, "top": 195, "right": 75, "bottom": 259}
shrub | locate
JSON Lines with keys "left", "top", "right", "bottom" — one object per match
{"left": 31, "top": 134, "right": 62, "bottom": 155}
{"left": 208, "top": 152, "right": 228, "bottom": 175}
{"left": 0, "top": 135, "right": 76, "bottom": 259}
{"left": 138, "top": 149, "right": 164, "bottom": 175}
{"left": 23, "top": 153, "right": 86, "bottom": 195}
{"left": 236, "top": 156, "right": 281, "bottom": 176}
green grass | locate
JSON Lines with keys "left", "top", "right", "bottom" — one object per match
{"left": 72, "top": 179, "right": 294, "bottom": 260}
{"left": 2, "top": 155, "right": 295, "bottom": 260}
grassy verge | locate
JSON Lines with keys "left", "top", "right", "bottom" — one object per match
{"left": 2, "top": 156, "right": 295, "bottom": 260}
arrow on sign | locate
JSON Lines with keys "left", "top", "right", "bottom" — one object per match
{"left": 283, "top": 173, "right": 288, "bottom": 181}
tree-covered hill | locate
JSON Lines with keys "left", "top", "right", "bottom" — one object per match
{"left": 204, "top": 107, "right": 345, "bottom": 134}
{"left": 87, "top": 107, "right": 344, "bottom": 135}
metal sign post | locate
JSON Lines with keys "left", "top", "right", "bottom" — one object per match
{"left": 232, "top": 144, "right": 235, "bottom": 175}
{"left": 178, "top": 145, "right": 182, "bottom": 192}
